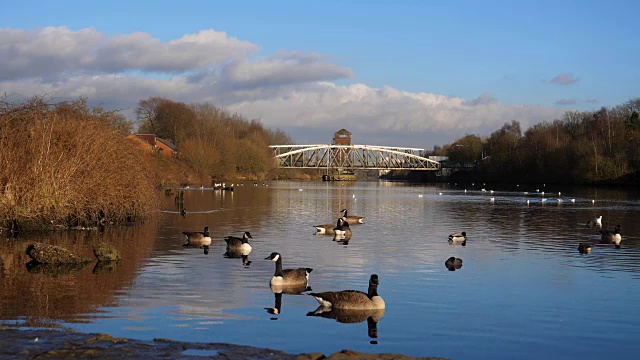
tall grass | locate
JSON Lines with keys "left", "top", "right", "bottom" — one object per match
{"left": 0, "top": 96, "right": 159, "bottom": 227}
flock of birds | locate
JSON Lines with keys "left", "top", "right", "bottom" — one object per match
{"left": 578, "top": 216, "right": 623, "bottom": 254}
{"left": 178, "top": 185, "right": 623, "bottom": 323}
{"left": 430, "top": 184, "right": 624, "bottom": 254}
{"left": 181, "top": 208, "right": 385, "bottom": 314}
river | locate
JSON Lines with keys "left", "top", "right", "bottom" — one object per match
{"left": 1, "top": 180, "right": 639, "bottom": 359}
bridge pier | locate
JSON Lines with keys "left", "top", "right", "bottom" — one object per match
{"left": 322, "top": 173, "right": 357, "bottom": 181}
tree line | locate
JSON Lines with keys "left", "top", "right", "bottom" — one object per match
{"left": 430, "top": 98, "right": 640, "bottom": 184}
{"left": 134, "top": 97, "right": 293, "bottom": 181}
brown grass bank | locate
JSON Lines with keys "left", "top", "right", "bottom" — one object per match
{"left": 0, "top": 96, "right": 159, "bottom": 229}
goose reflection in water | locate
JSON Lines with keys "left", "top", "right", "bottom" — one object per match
{"left": 223, "top": 248, "right": 252, "bottom": 266}
{"left": 265, "top": 283, "right": 312, "bottom": 319}
{"left": 306, "top": 307, "right": 385, "bottom": 343}
{"left": 445, "top": 257, "right": 463, "bottom": 271}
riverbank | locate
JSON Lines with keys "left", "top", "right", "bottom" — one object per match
{"left": 0, "top": 327, "right": 446, "bottom": 360}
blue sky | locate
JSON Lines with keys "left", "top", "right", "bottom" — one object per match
{"left": 2, "top": 0, "right": 638, "bottom": 147}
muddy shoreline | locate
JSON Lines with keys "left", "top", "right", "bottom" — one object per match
{"left": 0, "top": 326, "right": 446, "bottom": 359}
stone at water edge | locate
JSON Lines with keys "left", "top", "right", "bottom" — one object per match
{"left": 26, "top": 242, "right": 93, "bottom": 264}
{"left": 93, "top": 242, "right": 122, "bottom": 262}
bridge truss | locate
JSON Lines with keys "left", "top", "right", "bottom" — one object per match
{"left": 270, "top": 144, "right": 440, "bottom": 170}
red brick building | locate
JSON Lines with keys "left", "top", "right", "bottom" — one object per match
{"left": 127, "top": 134, "right": 178, "bottom": 158}
{"left": 332, "top": 128, "right": 351, "bottom": 145}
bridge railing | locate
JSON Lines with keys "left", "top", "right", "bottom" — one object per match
{"left": 270, "top": 144, "right": 440, "bottom": 170}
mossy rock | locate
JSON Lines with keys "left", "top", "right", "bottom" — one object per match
{"left": 93, "top": 242, "right": 122, "bottom": 262}
{"left": 25, "top": 242, "right": 93, "bottom": 264}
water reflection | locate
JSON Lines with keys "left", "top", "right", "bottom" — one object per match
{"left": 444, "top": 257, "right": 463, "bottom": 271}
{"left": 223, "top": 249, "right": 252, "bottom": 267}
{"left": 92, "top": 260, "right": 121, "bottom": 275}
{"left": 25, "top": 260, "right": 90, "bottom": 276}
{"left": 0, "top": 218, "right": 159, "bottom": 328}
{"left": 266, "top": 283, "right": 312, "bottom": 318}
{"left": 306, "top": 307, "right": 385, "bottom": 343}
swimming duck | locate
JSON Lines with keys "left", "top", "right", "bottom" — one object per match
{"left": 448, "top": 232, "right": 467, "bottom": 246}
{"left": 309, "top": 274, "right": 385, "bottom": 310}
{"left": 577, "top": 243, "right": 592, "bottom": 254}
{"left": 265, "top": 252, "right": 313, "bottom": 286}
{"left": 182, "top": 226, "right": 212, "bottom": 248}
{"left": 224, "top": 231, "right": 252, "bottom": 255}
{"left": 600, "top": 225, "right": 622, "bottom": 246}
{"left": 340, "top": 209, "right": 364, "bottom": 225}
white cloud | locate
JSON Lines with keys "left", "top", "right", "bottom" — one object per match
{"left": 0, "top": 27, "right": 256, "bottom": 80}
{"left": 550, "top": 73, "right": 580, "bottom": 85}
{"left": 0, "top": 27, "right": 565, "bottom": 148}
{"left": 219, "top": 51, "right": 354, "bottom": 90}
{"left": 227, "top": 83, "right": 563, "bottom": 146}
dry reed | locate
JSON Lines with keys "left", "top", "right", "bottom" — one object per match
{"left": 0, "top": 96, "right": 159, "bottom": 227}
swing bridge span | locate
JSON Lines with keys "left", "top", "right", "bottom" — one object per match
{"left": 270, "top": 144, "right": 440, "bottom": 171}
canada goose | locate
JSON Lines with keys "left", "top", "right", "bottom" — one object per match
{"left": 600, "top": 225, "right": 622, "bottom": 246}
{"left": 333, "top": 218, "right": 352, "bottom": 241}
{"left": 445, "top": 257, "right": 463, "bottom": 271}
{"left": 314, "top": 218, "right": 342, "bottom": 235}
{"left": 340, "top": 209, "right": 364, "bottom": 225}
{"left": 265, "top": 252, "right": 313, "bottom": 286}
{"left": 587, "top": 216, "right": 603, "bottom": 227}
{"left": 577, "top": 243, "right": 592, "bottom": 254}
{"left": 448, "top": 232, "right": 467, "bottom": 246}
{"left": 314, "top": 224, "right": 335, "bottom": 235}
{"left": 309, "top": 274, "right": 385, "bottom": 310}
{"left": 182, "top": 226, "right": 212, "bottom": 248}
{"left": 224, "top": 231, "right": 252, "bottom": 255}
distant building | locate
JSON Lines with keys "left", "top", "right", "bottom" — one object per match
{"left": 127, "top": 134, "right": 178, "bottom": 158}
{"left": 332, "top": 129, "right": 351, "bottom": 146}
{"left": 332, "top": 129, "right": 352, "bottom": 171}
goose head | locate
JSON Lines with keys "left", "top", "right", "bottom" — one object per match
{"left": 265, "top": 252, "right": 281, "bottom": 262}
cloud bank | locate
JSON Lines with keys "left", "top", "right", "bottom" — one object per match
{"left": 0, "top": 26, "right": 566, "bottom": 147}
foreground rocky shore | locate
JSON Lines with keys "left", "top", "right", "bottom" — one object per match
{"left": 0, "top": 327, "right": 446, "bottom": 360}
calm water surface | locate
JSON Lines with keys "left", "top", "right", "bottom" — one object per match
{"left": 2, "top": 181, "right": 640, "bottom": 359}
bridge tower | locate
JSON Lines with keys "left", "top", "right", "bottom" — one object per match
{"left": 332, "top": 129, "right": 352, "bottom": 175}
{"left": 332, "top": 128, "right": 351, "bottom": 146}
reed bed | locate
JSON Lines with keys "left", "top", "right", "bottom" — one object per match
{"left": 0, "top": 97, "right": 159, "bottom": 228}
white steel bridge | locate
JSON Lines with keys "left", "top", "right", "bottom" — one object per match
{"left": 270, "top": 144, "right": 440, "bottom": 170}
